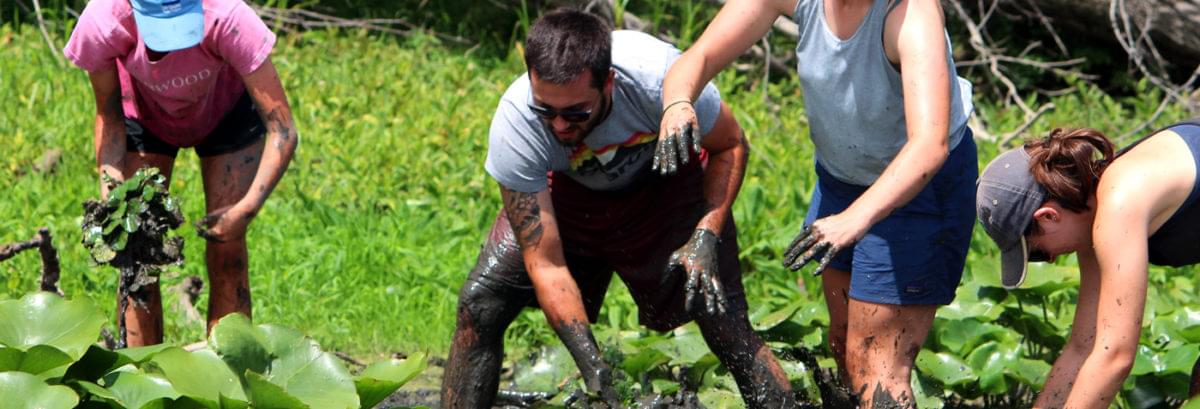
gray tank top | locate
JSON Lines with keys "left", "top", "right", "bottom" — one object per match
{"left": 793, "top": 0, "right": 973, "bottom": 186}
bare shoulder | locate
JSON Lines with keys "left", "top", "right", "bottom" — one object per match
{"left": 772, "top": 0, "right": 801, "bottom": 17}
{"left": 884, "top": 0, "right": 947, "bottom": 63}
{"left": 1100, "top": 130, "right": 1197, "bottom": 230}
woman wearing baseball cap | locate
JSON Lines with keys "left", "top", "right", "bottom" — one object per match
{"left": 977, "top": 120, "right": 1200, "bottom": 406}
{"left": 63, "top": 0, "right": 298, "bottom": 346}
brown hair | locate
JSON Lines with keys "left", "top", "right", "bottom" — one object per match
{"left": 1024, "top": 127, "right": 1116, "bottom": 213}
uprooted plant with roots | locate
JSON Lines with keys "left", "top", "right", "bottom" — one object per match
{"left": 81, "top": 167, "right": 184, "bottom": 347}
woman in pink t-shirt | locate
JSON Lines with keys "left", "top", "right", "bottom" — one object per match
{"left": 64, "top": 0, "right": 298, "bottom": 346}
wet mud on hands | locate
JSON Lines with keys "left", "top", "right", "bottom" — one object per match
{"left": 554, "top": 318, "right": 620, "bottom": 408}
{"left": 668, "top": 228, "right": 727, "bottom": 317}
{"left": 783, "top": 226, "right": 841, "bottom": 275}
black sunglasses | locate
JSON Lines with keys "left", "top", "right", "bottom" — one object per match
{"left": 527, "top": 103, "right": 594, "bottom": 123}
{"left": 1023, "top": 220, "right": 1051, "bottom": 262}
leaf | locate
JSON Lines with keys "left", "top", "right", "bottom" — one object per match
{"left": 512, "top": 344, "right": 574, "bottom": 394}
{"left": 124, "top": 213, "right": 141, "bottom": 234}
{"left": 650, "top": 329, "right": 711, "bottom": 365}
{"left": 208, "top": 314, "right": 359, "bottom": 409}
{"left": 0, "top": 371, "right": 79, "bottom": 409}
{"left": 90, "top": 243, "right": 117, "bottom": 263}
{"left": 112, "top": 229, "right": 129, "bottom": 251}
{"left": 964, "top": 341, "right": 1018, "bottom": 394}
{"left": 1151, "top": 307, "right": 1200, "bottom": 344}
{"left": 142, "top": 184, "right": 157, "bottom": 202}
{"left": 697, "top": 388, "right": 742, "bottom": 409}
{"left": 113, "top": 200, "right": 129, "bottom": 220}
{"left": 910, "top": 371, "right": 945, "bottom": 409}
{"left": 103, "top": 369, "right": 181, "bottom": 409}
{"left": 751, "top": 300, "right": 802, "bottom": 331}
{"left": 63, "top": 345, "right": 121, "bottom": 383}
{"left": 116, "top": 344, "right": 175, "bottom": 364}
{"left": 1162, "top": 344, "right": 1200, "bottom": 374}
{"left": 0, "top": 293, "right": 105, "bottom": 361}
{"left": 355, "top": 353, "right": 428, "bottom": 409}
{"left": 934, "top": 318, "right": 1009, "bottom": 355}
{"left": 1131, "top": 345, "right": 1162, "bottom": 376}
{"left": 245, "top": 371, "right": 309, "bottom": 409}
{"left": 0, "top": 345, "right": 73, "bottom": 377}
{"left": 84, "top": 225, "right": 105, "bottom": 245}
{"left": 915, "top": 350, "right": 974, "bottom": 387}
{"left": 164, "top": 197, "right": 179, "bottom": 213}
{"left": 618, "top": 347, "right": 668, "bottom": 375}
{"left": 1005, "top": 358, "right": 1051, "bottom": 388}
{"left": 149, "top": 347, "right": 248, "bottom": 407}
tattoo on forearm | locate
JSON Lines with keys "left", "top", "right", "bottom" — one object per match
{"left": 504, "top": 192, "right": 544, "bottom": 248}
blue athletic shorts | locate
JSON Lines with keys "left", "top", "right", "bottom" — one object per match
{"left": 805, "top": 130, "right": 978, "bottom": 305}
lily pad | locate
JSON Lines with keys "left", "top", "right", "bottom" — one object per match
{"left": 0, "top": 371, "right": 79, "bottom": 409}
{"left": 0, "top": 293, "right": 105, "bottom": 361}
{"left": 915, "top": 350, "right": 974, "bottom": 387}
{"left": 208, "top": 314, "right": 358, "bottom": 409}
{"left": 355, "top": 352, "right": 428, "bottom": 409}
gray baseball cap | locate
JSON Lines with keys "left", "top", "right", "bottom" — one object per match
{"left": 976, "top": 147, "right": 1046, "bottom": 289}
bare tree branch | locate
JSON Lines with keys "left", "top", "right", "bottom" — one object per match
{"left": 29, "top": 0, "right": 64, "bottom": 67}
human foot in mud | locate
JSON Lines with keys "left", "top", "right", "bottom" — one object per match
{"left": 81, "top": 167, "right": 184, "bottom": 347}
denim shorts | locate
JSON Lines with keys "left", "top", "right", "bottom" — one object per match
{"left": 124, "top": 92, "right": 265, "bottom": 158}
{"left": 805, "top": 130, "right": 978, "bottom": 305}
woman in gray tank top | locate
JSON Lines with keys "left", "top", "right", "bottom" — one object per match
{"left": 658, "top": 0, "right": 976, "bottom": 406}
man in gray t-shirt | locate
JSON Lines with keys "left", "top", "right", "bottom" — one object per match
{"left": 440, "top": 9, "right": 795, "bottom": 409}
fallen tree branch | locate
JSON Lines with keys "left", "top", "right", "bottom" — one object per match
{"left": 251, "top": 5, "right": 470, "bottom": 45}
{"left": 29, "top": 0, "right": 64, "bottom": 67}
{"left": 1118, "top": 62, "right": 1200, "bottom": 142}
{"left": 0, "top": 228, "right": 61, "bottom": 294}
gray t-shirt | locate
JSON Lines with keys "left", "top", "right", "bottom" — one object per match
{"left": 485, "top": 30, "right": 722, "bottom": 193}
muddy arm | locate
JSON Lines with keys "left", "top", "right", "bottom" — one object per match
{"left": 498, "top": 185, "right": 617, "bottom": 403}
{"left": 86, "top": 67, "right": 126, "bottom": 198}
{"left": 238, "top": 58, "right": 298, "bottom": 214}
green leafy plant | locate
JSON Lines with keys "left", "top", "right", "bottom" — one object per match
{"left": 0, "top": 292, "right": 425, "bottom": 408}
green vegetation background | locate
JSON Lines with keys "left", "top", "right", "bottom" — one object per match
{"left": 1, "top": 1, "right": 1198, "bottom": 405}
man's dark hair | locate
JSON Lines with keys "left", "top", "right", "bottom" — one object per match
{"left": 524, "top": 8, "right": 612, "bottom": 89}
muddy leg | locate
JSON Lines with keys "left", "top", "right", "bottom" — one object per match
{"left": 844, "top": 299, "right": 935, "bottom": 408}
{"left": 441, "top": 279, "right": 526, "bottom": 408}
{"left": 199, "top": 139, "right": 264, "bottom": 331}
{"left": 821, "top": 267, "right": 851, "bottom": 382}
{"left": 695, "top": 311, "right": 795, "bottom": 408}
{"left": 120, "top": 151, "right": 176, "bottom": 346}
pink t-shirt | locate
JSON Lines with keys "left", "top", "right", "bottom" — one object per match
{"left": 64, "top": 0, "right": 276, "bottom": 147}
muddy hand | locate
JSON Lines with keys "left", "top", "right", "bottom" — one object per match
{"left": 195, "top": 205, "right": 253, "bottom": 243}
{"left": 652, "top": 100, "right": 702, "bottom": 175}
{"left": 782, "top": 226, "right": 840, "bottom": 276}
{"left": 563, "top": 368, "right": 620, "bottom": 408}
{"left": 668, "top": 229, "right": 727, "bottom": 316}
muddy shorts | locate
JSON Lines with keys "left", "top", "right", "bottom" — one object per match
{"left": 465, "top": 161, "right": 748, "bottom": 332}
{"left": 805, "top": 131, "right": 978, "bottom": 305}
{"left": 125, "top": 91, "right": 265, "bottom": 158}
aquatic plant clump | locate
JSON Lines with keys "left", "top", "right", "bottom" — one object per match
{"left": 81, "top": 167, "right": 184, "bottom": 345}
{"left": 82, "top": 167, "right": 184, "bottom": 274}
